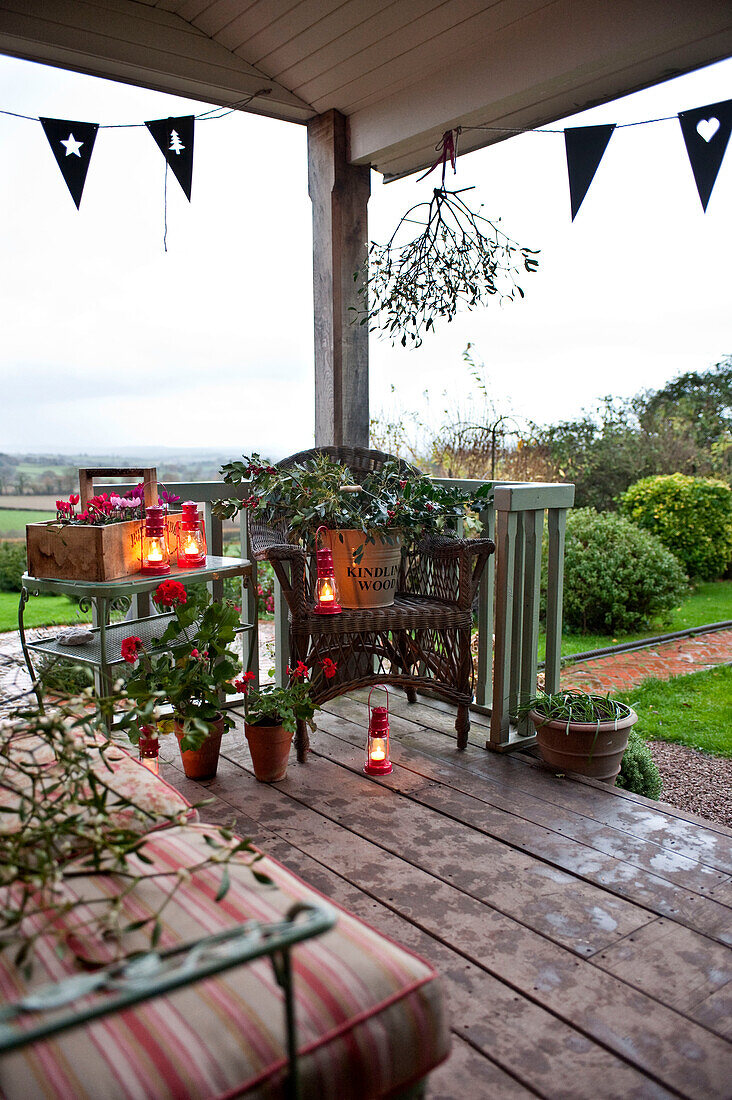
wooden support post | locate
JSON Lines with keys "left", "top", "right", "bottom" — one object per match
{"left": 308, "top": 110, "right": 371, "bottom": 448}
{"left": 489, "top": 509, "right": 515, "bottom": 748}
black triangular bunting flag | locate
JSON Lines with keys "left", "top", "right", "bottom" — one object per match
{"left": 40, "top": 117, "right": 99, "bottom": 210}
{"left": 145, "top": 116, "right": 194, "bottom": 201}
{"left": 564, "top": 124, "right": 615, "bottom": 221}
{"left": 678, "top": 99, "right": 732, "bottom": 212}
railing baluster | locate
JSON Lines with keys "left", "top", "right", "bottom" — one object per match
{"left": 240, "top": 509, "right": 259, "bottom": 687}
{"left": 489, "top": 507, "right": 516, "bottom": 747}
{"left": 518, "top": 509, "right": 543, "bottom": 736}
{"left": 474, "top": 505, "right": 495, "bottom": 708}
{"left": 545, "top": 507, "right": 568, "bottom": 695}
{"left": 508, "top": 516, "right": 525, "bottom": 721}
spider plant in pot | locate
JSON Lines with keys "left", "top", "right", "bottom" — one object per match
{"left": 234, "top": 658, "right": 337, "bottom": 782}
{"left": 123, "top": 580, "right": 242, "bottom": 780}
{"left": 523, "top": 690, "right": 638, "bottom": 785}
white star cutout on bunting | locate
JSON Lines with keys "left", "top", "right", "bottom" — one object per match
{"left": 60, "top": 133, "right": 83, "bottom": 157}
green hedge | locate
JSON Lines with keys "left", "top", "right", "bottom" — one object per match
{"left": 620, "top": 473, "right": 732, "bottom": 580}
{"left": 559, "top": 509, "right": 687, "bottom": 633}
{"left": 616, "top": 728, "right": 662, "bottom": 799}
{"left": 0, "top": 542, "right": 27, "bottom": 592}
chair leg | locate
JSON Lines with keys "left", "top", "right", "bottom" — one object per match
{"left": 456, "top": 704, "right": 470, "bottom": 749}
{"left": 405, "top": 686, "right": 417, "bottom": 704}
{"left": 295, "top": 718, "right": 310, "bottom": 762}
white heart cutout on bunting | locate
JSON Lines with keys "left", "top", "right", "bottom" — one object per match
{"left": 697, "top": 117, "right": 720, "bottom": 142}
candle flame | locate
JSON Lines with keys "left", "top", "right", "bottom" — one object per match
{"left": 369, "top": 737, "right": 387, "bottom": 762}
{"left": 320, "top": 580, "right": 334, "bottom": 602}
{"left": 184, "top": 536, "right": 198, "bottom": 554}
{"left": 140, "top": 756, "right": 159, "bottom": 775}
{"left": 147, "top": 543, "right": 163, "bottom": 562}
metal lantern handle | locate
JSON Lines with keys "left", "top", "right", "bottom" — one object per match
{"left": 367, "top": 685, "right": 390, "bottom": 719}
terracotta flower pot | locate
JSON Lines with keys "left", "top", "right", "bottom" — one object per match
{"left": 244, "top": 719, "right": 294, "bottom": 782}
{"left": 174, "top": 713, "right": 225, "bottom": 780}
{"left": 528, "top": 706, "right": 638, "bottom": 785}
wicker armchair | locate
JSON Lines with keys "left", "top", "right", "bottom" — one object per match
{"left": 249, "top": 447, "right": 495, "bottom": 762}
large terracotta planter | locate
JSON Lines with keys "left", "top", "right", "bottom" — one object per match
{"left": 244, "top": 719, "right": 294, "bottom": 782}
{"left": 323, "top": 529, "right": 402, "bottom": 609}
{"left": 174, "top": 713, "right": 225, "bottom": 780}
{"left": 528, "top": 706, "right": 638, "bottom": 785}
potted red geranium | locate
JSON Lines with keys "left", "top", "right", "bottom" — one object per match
{"left": 235, "top": 658, "right": 337, "bottom": 782}
{"left": 124, "top": 579, "right": 241, "bottom": 779}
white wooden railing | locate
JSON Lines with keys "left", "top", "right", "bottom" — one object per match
{"left": 100, "top": 477, "right": 574, "bottom": 752}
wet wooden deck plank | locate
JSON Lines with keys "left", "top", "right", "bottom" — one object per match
{"left": 593, "top": 918, "right": 731, "bottom": 1033}
{"left": 345, "top": 690, "right": 732, "bottom": 873}
{"left": 324, "top": 696, "right": 730, "bottom": 892}
{"left": 404, "top": 691, "right": 732, "bottom": 850}
{"left": 161, "top": 756, "right": 678, "bottom": 1099}
{"left": 205, "top": 743, "right": 732, "bottom": 1098}
{"left": 315, "top": 708, "right": 732, "bottom": 948}
{"left": 159, "top": 696, "right": 732, "bottom": 1100}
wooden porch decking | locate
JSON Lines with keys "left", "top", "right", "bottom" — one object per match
{"left": 160, "top": 691, "right": 732, "bottom": 1100}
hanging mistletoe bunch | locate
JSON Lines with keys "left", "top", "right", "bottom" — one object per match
{"left": 353, "top": 131, "right": 539, "bottom": 347}
{"left": 354, "top": 185, "right": 540, "bottom": 347}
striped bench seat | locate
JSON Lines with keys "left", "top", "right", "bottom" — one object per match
{"left": 0, "top": 823, "right": 450, "bottom": 1098}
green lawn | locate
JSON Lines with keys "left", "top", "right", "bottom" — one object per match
{"left": 0, "top": 509, "right": 55, "bottom": 536}
{"left": 616, "top": 666, "right": 732, "bottom": 757}
{"left": 0, "top": 592, "right": 83, "bottom": 632}
{"left": 538, "top": 580, "right": 732, "bottom": 660}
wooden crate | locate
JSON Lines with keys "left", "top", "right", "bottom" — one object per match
{"left": 26, "top": 467, "right": 182, "bottom": 583}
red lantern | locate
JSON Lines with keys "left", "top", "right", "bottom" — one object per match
{"left": 364, "top": 687, "right": 392, "bottom": 775}
{"left": 138, "top": 727, "right": 160, "bottom": 775}
{"left": 177, "top": 501, "right": 207, "bottom": 569}
{"left": 141, "top": 505, "right": 171, "bottom": 575}
{"left": 313, "top": 526, "right": 342, "bottom": 615}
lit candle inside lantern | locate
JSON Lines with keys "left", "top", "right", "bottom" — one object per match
{"left": 369, "top": 737, "right": 387, "bottom": 762}
{"left": 364, "top": 688, "right": 392, "bottom": 775}
{"left": 177, "top": 502, "right": 207, "bottom": 569}
{"left": 313, "top": 526, "right": 342, "bottom": 615}
{"left": 141, "top": 506, "right": 171, "bottom": 575}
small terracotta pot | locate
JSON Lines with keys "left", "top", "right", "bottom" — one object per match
{"left": 244, "top": 719, "right": 294, "bottom": 782}
{"left": 174, "top": 713, "right": 225, "bottom": 780}
{"left": 528, "top": 706, "right": 637, "bottom": 785}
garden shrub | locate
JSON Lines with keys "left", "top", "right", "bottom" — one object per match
{"left": 558, "top": 508, "right": 687, "bottom": 633}
{"left": 0, "top": 541, "right": 26, "bottom": 592}
{"left": 616, "top": 728, "right": 662, "bottom": 800}
{"left": 620, "top": 473, "right": 732, "bottom": 580}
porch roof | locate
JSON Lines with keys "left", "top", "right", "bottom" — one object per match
{"left": 1, "top": 1, "right": 731, "bottom": 180}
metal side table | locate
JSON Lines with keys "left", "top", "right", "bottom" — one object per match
{"left": 19, "top": 556, "right": 253, "bottom": 723}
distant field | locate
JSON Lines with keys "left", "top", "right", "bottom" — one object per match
{"left": 0, "top": 509, "right": 55, "bottom": 536}
{"left": 13, "top": 463, "right": 70, "bottom": 476}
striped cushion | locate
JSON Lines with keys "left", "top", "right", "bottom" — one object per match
{"left": 0, "top": 733, "right": 195, "bottom": 841}
{"left": 0, "top": 824, "right": 449, "bottom": 1099}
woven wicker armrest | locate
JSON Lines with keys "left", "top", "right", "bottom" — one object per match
{"left": 415, "top": 534, "right": 495, "bottom": 608}
{"left": 419, "top": 534, "right": 494, "bottom": 559}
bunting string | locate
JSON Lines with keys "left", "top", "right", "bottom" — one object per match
{"left": 0, "top": 87, "right": 728, "bottom": 221}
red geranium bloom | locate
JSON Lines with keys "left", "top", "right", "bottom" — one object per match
{"left": 233, "top": 670, "right": 256, "bottom": 694}
{"left": 154, "top": 580, "right": 188, "bottom": 608}
{"left": 121, "top": 636, "right": 143, "bottom": 664}
{"left": 287, "top": 661, "right": 309, "bottom": 681}
{"left": 320, "top": 657, "right": 337, "bottom": 680}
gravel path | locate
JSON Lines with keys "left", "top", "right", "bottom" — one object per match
{"left": 650, "top": 740, "right": 732, "bottom": 828}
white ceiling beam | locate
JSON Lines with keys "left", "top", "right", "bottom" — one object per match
{"left": 348, "top": 0, "right": 732, "bottom": 179}
{"left": 0, "top": 0, "right": 314, "bottom": 122}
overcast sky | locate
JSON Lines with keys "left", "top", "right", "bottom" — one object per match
{"left": 0, "top": 52, "right": 730, "bottom": 457}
